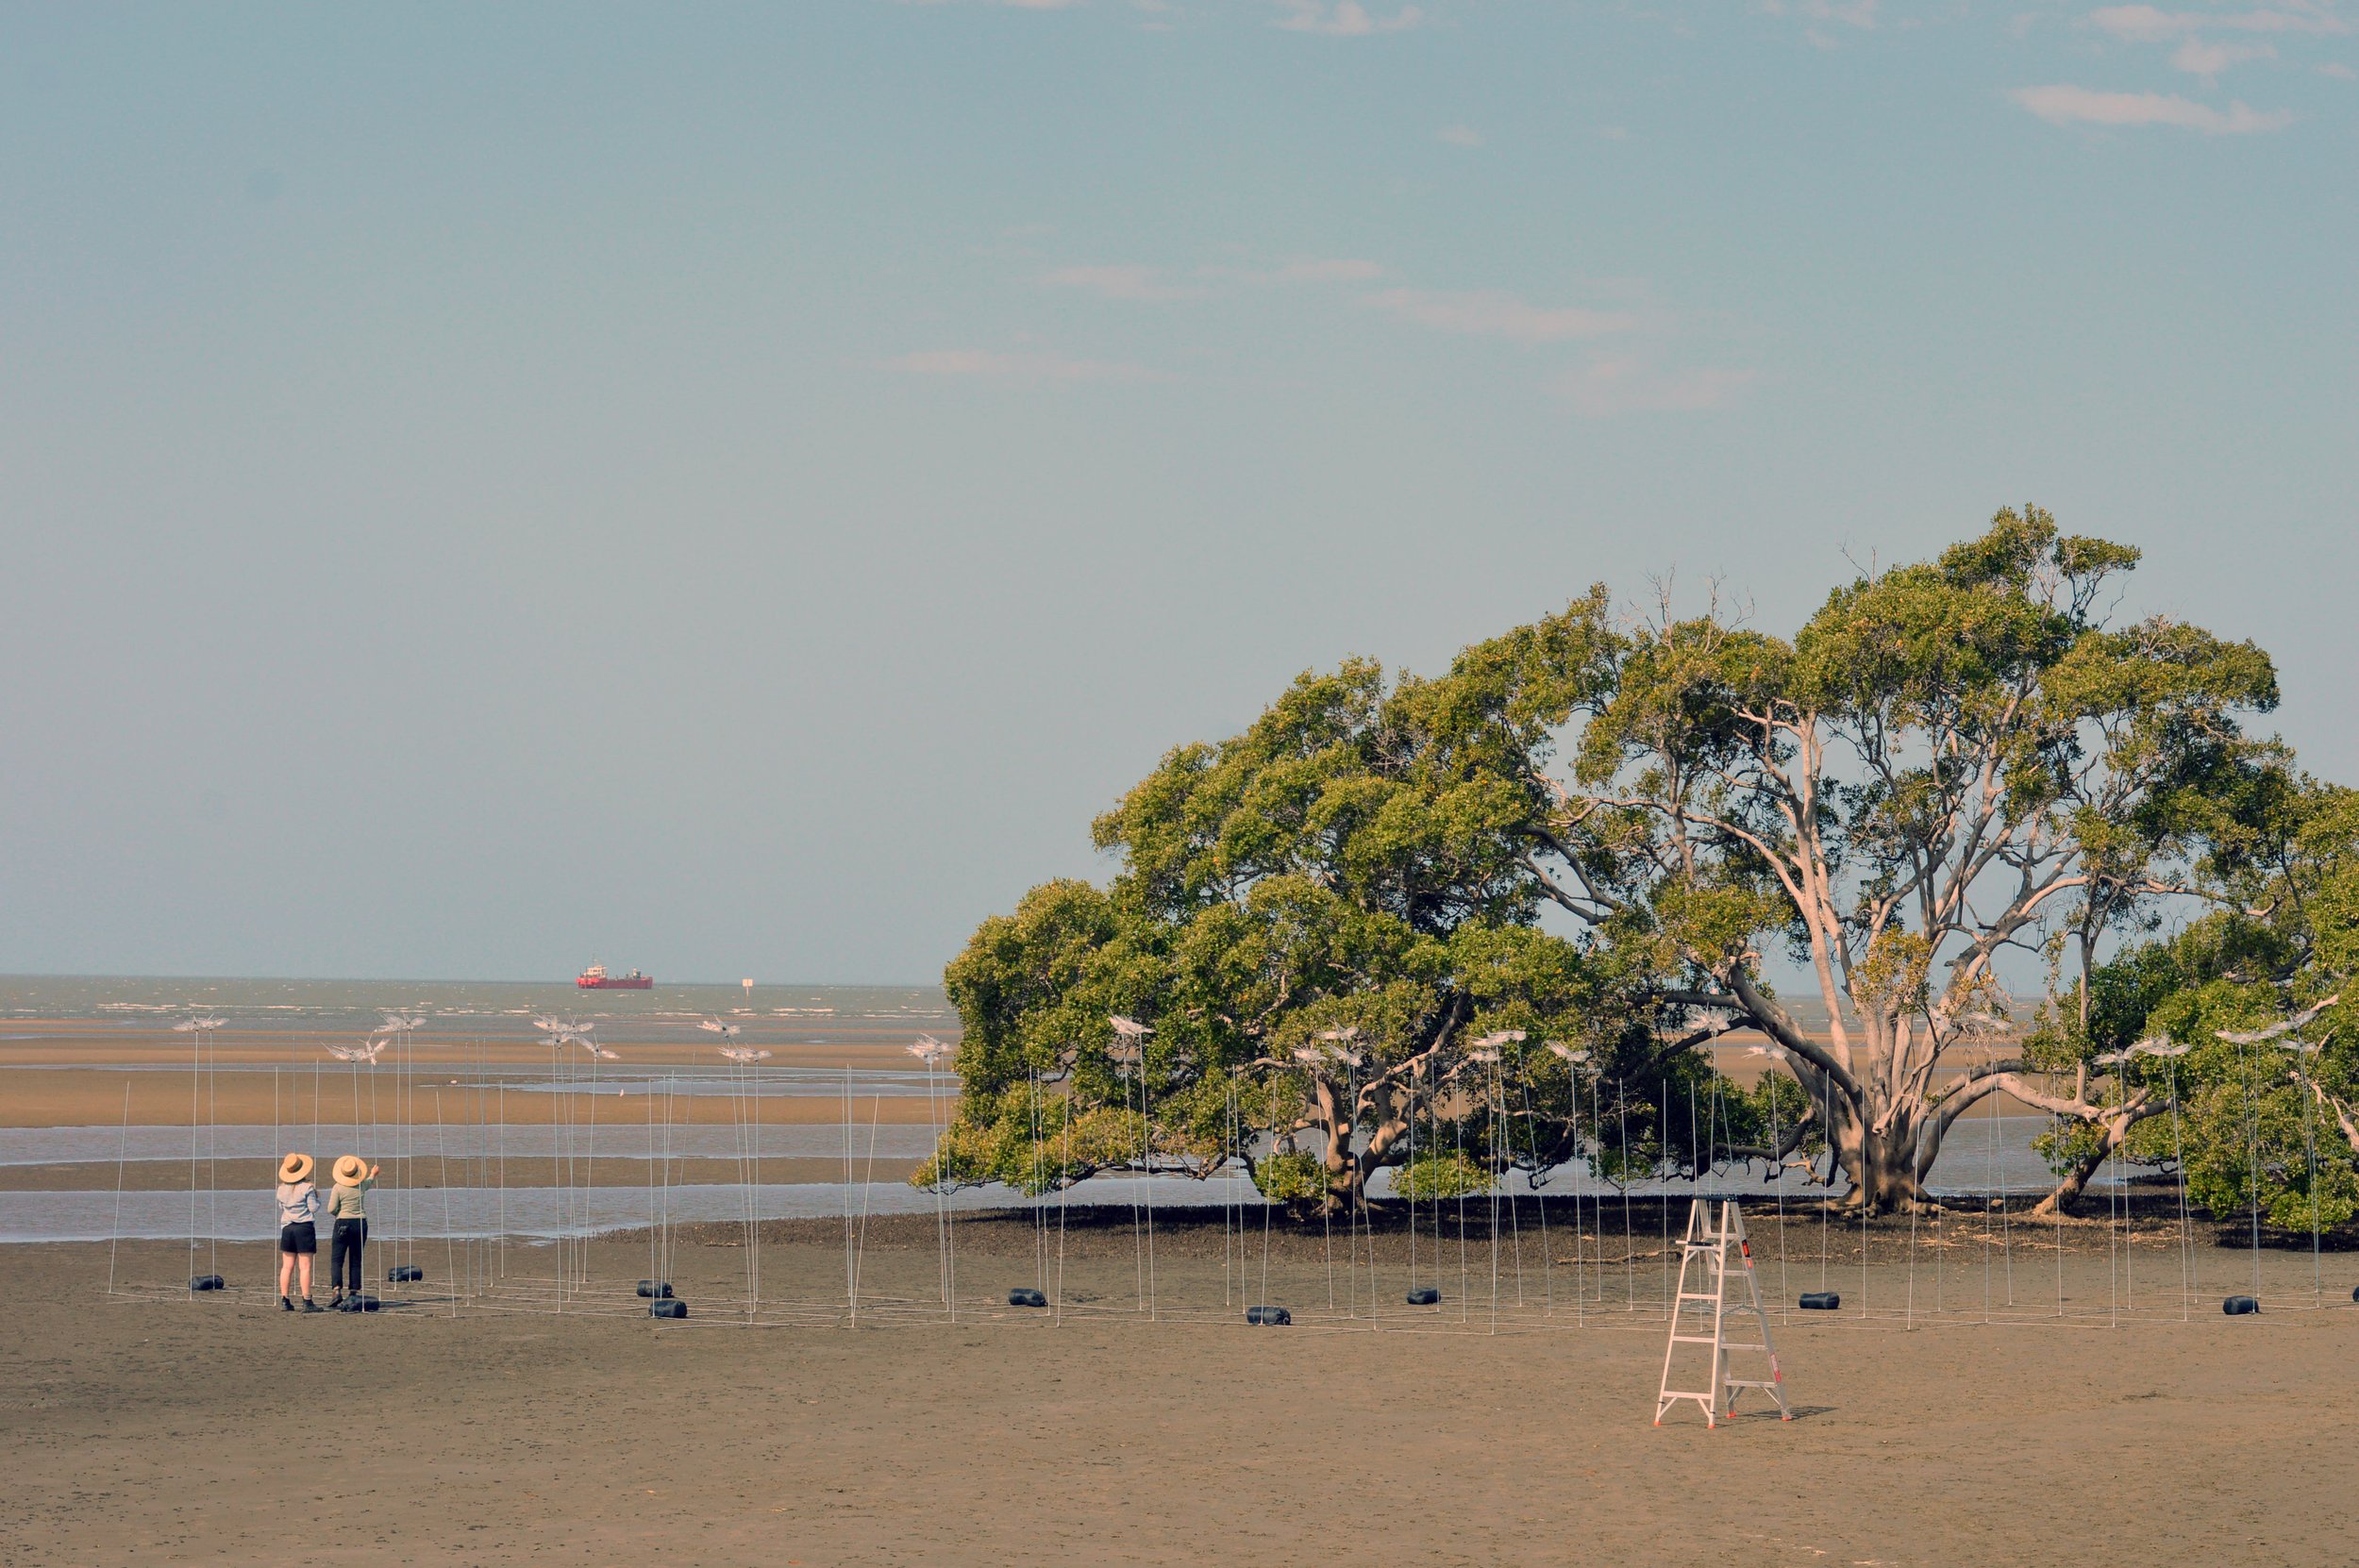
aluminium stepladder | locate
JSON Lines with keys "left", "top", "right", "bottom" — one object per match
{"left": 1654, "top": 1198, "right": 1792, "bottom": 1427}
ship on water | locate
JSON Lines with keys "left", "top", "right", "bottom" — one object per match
{"left": 576, "top": 961, "right": 653, "bottom": 991}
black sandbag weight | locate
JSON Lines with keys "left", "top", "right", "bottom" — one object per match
{"left": 386, "top": 1264, "right": 424, "bottom": 1283}
{"left": 636, "top": 1280, "right": 674, "bottom": 1299}
{"left": 1246, "top": 1305, "right": 1291, "bottom": 1326}
{"left": 1799, "top": 1291, "right": 1841, "bottom": 1310}
{"left": 189, "top": 1275, "right": 226, "bottom": 1293}
{"left": 649, "top": 1298, "right": 688, "bottom": 1319}
{"left": 2222, "top": 1295, "right": 2260, "bottom": 1315}
{"left": 1008, "top": 1288, "right": 1047, "bottom": 1308}
{"left": 1405, "top": 1287, "right": 1440, "bottom": 1306}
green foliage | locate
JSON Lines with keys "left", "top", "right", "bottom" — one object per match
{"left": 927, "top": 593, "right": 1691, "bottom": 1208}
{"left": 1251, "top": 1151, "right": 1327, "bottom": 1203}
{"left": 930, "top": 505, "right": 2326, "bottom": 1225}
{"left": 2180, "top": 1075, "right": 2359, "bottom": 1231}
{"left": 1392, "top": 1154, "right": 1496, "bottom": 1201}
{"left": 2043, "top": 780, "right": 2359, "bottom": 1227}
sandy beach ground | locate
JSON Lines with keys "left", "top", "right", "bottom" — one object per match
{"left": 0, "top": 1020, "right": 946, "bottom": 1130}
{"left": 8, "top": 1205, "right": 2358, "bottom": 1568}
{"left": 9, "top": 1022, "right": 2357, "bottom": 1565}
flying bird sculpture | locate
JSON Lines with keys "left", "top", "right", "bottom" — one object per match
{"left": 2216, "top": 995, "right": 2340, "bottom": 1045}
{"left": 2098, "top": 1038, "right": 2196, "bottom": 1066}
{"left": 326, "top": 1039, "right": 389, "bottom": 1064}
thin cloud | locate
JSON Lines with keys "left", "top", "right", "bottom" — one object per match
{"left": 1191, "top": 257, "right": 1386, "bottom": 287}
{"left": 1554, "top": 359, "right": 1757, "bottom": 418}
{"left": 2008, "top": 83, "right": 2293, "bottom": 130}
{"left": 2172, "top": 37, "right": 2277, "bottom": 71}
{"left": 1760, "top": 0, "right": 1881, "bottom": 27}
{"left": 2087, "top": 5, "right": 2351, "bottom": 41}
{"left": 2323, "top": 58, "right": 2359, "bottom": 74}
{"left": 1042, "top": 264, "right": 1207, "bottom": 302}
{"left": 1362, "top": 288, "right": 1640, "bottom": 345}
{"left": 887, "top": 349, "right": 1160, "bottom": 383}
{"left": 1806, "top": 0, "right": 1880, "bottom": 25}
{"left": 1274, "top": 2, "right": 1424, "bottom": 36}
{"left": 1438, "top": 125, "right": 1483, "bottom": 147}
{"left": 1263, "top": 258, "right": 1384, "bottom": 283}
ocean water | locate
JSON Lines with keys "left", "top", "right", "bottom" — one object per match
{"left": 1, "top": 1117, "right": 2118, "bottom": 1243}
{"left": 1, "top": 976, "right": 2107, "bottom": 1244}
{"left": 0, "top": 975, "right": 955, "bottom": 1033}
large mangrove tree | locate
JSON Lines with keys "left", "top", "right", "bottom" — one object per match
{"left": 928, "top": 508, "right": 2291, "bottom": 1218}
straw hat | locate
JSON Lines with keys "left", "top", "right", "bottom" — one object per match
{"left": 279, "top": 1152, "right": 314, "bottom": 1184}
{"left": 333, "top": 1154, "right": 369, "bottom": 1187}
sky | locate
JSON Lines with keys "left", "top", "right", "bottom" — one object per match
{"left": 1, "top": 1, "right": 2353, "bottom": 985}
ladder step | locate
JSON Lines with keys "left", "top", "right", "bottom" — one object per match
{"left": 1723, "top": 1378, "right": 1780, "bottom": 1389}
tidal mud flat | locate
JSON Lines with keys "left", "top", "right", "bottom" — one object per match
{"left": 6, "top": 1209, "right": 2358, "bottom": 1568}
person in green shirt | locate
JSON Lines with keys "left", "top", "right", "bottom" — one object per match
{"left": 327, "top": 1154, "right": 379, "bottom": 1308}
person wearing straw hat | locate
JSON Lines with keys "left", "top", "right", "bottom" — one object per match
{"left": 275, "top": 1153, "right": 326, "bottom": 1312}
{"left": 326, "top": 1154, "right": 379, "bottom": 1309}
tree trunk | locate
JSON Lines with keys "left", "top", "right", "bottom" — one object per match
{"left": 2030, "top": 1111, "right": 2133, "bottom": 1218}
{"left": 1825, "top": 1104, "right": 1936, "bottom": 1214}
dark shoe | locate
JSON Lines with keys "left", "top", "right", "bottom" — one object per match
{"left": 328, "top": 1293, "right": 343, "bottom": 1309}
{"left": 280, "top": 1295, "right": 294, "bottom": 1312}
{"left": 301, "top": 1297, "right": 324, "bottom": 1313}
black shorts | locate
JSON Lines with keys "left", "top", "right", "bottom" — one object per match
{"left": 279, "top": 1222, "right": 317, "bottom": 1255}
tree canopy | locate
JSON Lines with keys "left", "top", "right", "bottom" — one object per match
{"left": 928, "top": 508, "right": 2309, "bottom": 1223}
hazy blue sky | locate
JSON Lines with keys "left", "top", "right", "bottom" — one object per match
{"left": 2, "top": 2, "right": 2352, "bottom": 984}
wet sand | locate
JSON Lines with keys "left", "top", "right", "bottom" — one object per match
{"left": 0, "top": 1156, "right": 923, "bottom": 1193}
{"left": 0, "top": 1020, "right": 952, "bottom": 1130}
{"left": 8, "top": 1207, "right": 2358, "bottom": 1567}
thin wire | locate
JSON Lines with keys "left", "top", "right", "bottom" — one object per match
{"left": 2169, "top": 1058, "right": 2192, "bottom": 1321}
{"left": 1406, "top": 1060, "right": 1417, "bottom": 1298}
{"left": 185, "top": 1018, "right": 199, "bottom": 1290}
{"left": 1520, "top": 1068, "right": 1551, "bottom": 1318}
{"left": 1454, "top": 1096, "right": 1467, "bottom": 1323}
{"left": 2052, "top": 1107, "right": 2064, "bottom": 1318}
{"left": 109, "top": 1080, "right": 131, "bottom": 1297}
{"left": 1769, "top": 1067, "right": 1788, "bottom": 1322}
{"left": 2242, "top": 1035, "right": 2263, "bottom": 1300}
{"left": 1139, "top": 1051, "right": 1155, "bottom": 1324}
{"left": 842, "top": 1064, "right": 856, "bottom": 1326}
{"left": 1618, "top": 1080, "right": 1633, "bottom": 1313}
{"left": 1057, "top": 1083, "right": 1072, "bottom": 1324}
{"left": 2302, "top": 1039, "right": 2321, "bottom": 1308}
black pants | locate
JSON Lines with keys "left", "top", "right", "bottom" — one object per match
{"left": 330, "top": 1218, "right": 367, "bottom": 1293}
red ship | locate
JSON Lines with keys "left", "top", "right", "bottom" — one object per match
{"left": 577, "top": 961, "right": 653, "bottom": 990}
